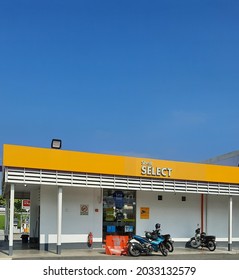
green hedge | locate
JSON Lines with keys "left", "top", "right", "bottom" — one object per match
{"left": 0, "top": 214, "right": 5, "bottom": 230}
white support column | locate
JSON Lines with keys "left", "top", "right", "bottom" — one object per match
{"left": 204, "top": 194, "right": 208, "bottom": 233}
{"left": 57, "top": 186, "right": 63, "bottom": 254}
{"left": 9, "top": 184, "right": 15, "bottom": 256}
{"left": 228, "top": 196, "right": 233, "bottom": 251}
{"left": 4, "top": 195, "right": 9, "bottom": 241}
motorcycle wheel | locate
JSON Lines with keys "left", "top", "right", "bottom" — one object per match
{"left": 190, "top": 238, "right": 200, "bottom": 248}
{"left": 207, "top": 240, "right": 216, "bottom": 251}
{"left": 128, "top": 244, "right": 141, "bottom": 257}
{"left": 165, "top": 241, "right": 174, "bottom": 253}
{"left": 160, "top": 244, "right": 168, "bottom": 256}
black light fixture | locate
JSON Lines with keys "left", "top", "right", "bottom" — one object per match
{"left": 51, "top": 139, "right": 62, "bottom": 149}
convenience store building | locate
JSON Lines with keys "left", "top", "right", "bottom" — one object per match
{"left": 2, "top": 144, "right": 239, "bottom": 255}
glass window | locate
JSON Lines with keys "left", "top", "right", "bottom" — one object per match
{"left": 103, "top": 189, "right": 136, "bottom": 241}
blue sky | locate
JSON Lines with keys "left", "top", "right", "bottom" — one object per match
{"left": 0, "top": 0, "right": 239, "bottom": 164}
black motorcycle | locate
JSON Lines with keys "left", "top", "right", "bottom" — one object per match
{"left": 190, "top": 227, "right": 216, "bottom": 251}
{"left": 147, "top": 224, "right": 174, "bottom": 253}
{"left": 161, "top": 233, "right": 174, "bottom": 252}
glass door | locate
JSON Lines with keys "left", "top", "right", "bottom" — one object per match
{"left": 103, "top": 189, "right": 136, "bottom": 241}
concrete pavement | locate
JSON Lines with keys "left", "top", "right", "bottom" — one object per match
{"left": 1, "top": 244, "right": 239, "bottom": 260}
{"left": 1, "top": 231, "right": 239, "bottom": 260}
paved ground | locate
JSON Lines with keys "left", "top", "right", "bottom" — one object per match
{"left": 1, "top": 244, "right": 239, "bottom": 260}
{"left": 1, "top": 231, "right": 239, "bottom": 260}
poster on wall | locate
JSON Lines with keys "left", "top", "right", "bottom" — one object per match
{"left": 125, "top": 225, "right": 134, "bottom": 232}
{"left": 113, "top": 190, "right": 124, "bottom": 209}
{"left": 80, "top": 204, "right": 89, "bottom": 215}
{"left": 22, "top": 199, "right": 30, "bottom": 211}
{"left": 105, "top": 208, "right": 115, "bottom": 221}
{"left": 140, "top": 207, "right": 149, "bottom": 219}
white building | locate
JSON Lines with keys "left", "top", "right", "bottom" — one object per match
{"left": 1, "top": 144, "right": 239, "bottom": 255}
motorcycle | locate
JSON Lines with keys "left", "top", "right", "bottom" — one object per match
{"left": 190, "top": 227, "right": 216, "bottom": 251}
{"left": 128, "top": 231, "right": 168, "bottom": 257}
{"left": 153, "top": 223, "right": 174, "bottom": 253}
{"left": 161, "top": 233, "right": 174, "bottom": 252}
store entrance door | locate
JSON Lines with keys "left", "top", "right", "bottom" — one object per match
{"left": 103, "top": 190, "right": 136, "bottom": 242}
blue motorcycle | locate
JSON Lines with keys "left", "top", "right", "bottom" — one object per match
{"left": 153, "top": 223, "right": 174, "bottom": 253}
{"left": 128, "top": 231, "right": 168, "bottom": 257}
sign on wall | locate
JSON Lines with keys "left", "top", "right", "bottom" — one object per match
{"left": 80, "top": 204, "right": 89, "bottom": 215}
{"left": 140, "top": 207, "right": 149, "bottom": 219}
{"left": 22, "top": 199, "right": 30, "bottom": 210}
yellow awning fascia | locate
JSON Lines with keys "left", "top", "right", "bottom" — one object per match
{"left": 2, "top": 144, "right": 239, "bottom": 185}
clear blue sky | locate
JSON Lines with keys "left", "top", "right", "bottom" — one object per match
{"left": 1, "top": 0, "right": 239, "bottom": 164}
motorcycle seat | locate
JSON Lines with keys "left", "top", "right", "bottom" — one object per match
{"left": 204, "top": 235, "right": 216, "bottom": 241}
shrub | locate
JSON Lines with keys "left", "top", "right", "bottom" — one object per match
{"left": 0, "top": 214, "right": 5, "bottom": 230}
